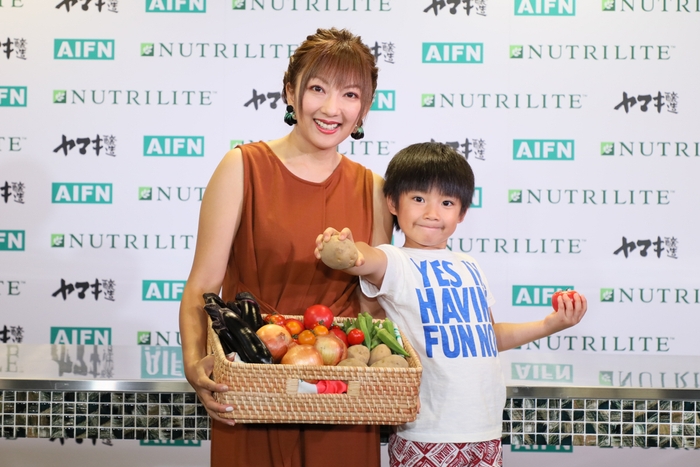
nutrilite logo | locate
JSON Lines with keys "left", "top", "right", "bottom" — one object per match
{"left": 447, "top": 237, "right": 583, "bottom": 254}
{"left": 507, "top": 189, "right": 672, "bottom": 205}
{"left": 142, "top": 280, "right": 186, "bottom": 301}
{"left": 511, "top": 363, "right": 573, "bottom": 383}
{"left": 421, "top": 93, "right": 583, "bottom": 109}
{"left": 602, "top": 0, "right": 700, "bottom": 12}
{"left": 0, "top": 230, "right": 24, "bottom": 251}
{"left": 140, "top": 42, "right": 298, "bottom": 58}
{"left": 146, "top": 0, "right": 206, "bottom": 12}
{"left": 515, "top": 0, "right": 576, "bottom": 15}
{"left": 337, "top": 140, "right": 393, "bottom": 157}
{"left": 52, "top": 90, "right": 213, "bottom": 105}
{"left": 231, "top": 0, "right": 392, "bottom": 11}
{"left": 509, "top": 44, "right": 672, "bottom": 60}
{"left": 54, "top": 39, "right": 115, "bottom": 60}
{"left": 141, "top": 346, "right": 184, "bottom": 378}
{"left": 51, "top": 233, "right": 195, "bottom": 250}
{"left": 599, "top": 370, "right": 700, "bottom": 388}
{"left": 0, "top": 280, "right": 23, "bottom": 296}
{"left": 137, "top": 330, "right": 182, "bottom": 346}
{"left": 52, "top": 183, "right": 112, "bottom": 203}
{"left": 50, "top": 327, "right": 112, "bottom": 345}
{"left": 0, "top": 87, "right": 26, "bottom": 107}
{"left": 600, "top": 287, "right": 700, "bottom": 304}
{"left": 0, "top": 136, "right": 23, "bottom": 152}
{"left": 601, "top": 141, "right": 700, "bottom": 157}
{"left": 519, "top": 335, "right": 672, "bottom": 352}
{"left": 513, "top": 139, "right": 574, "bottom": 160}
{"left": 512, "top": 285, "right": 573, "bottom": 306}
{"left": 370, "top": 90, "right": 395, "bottom": 111}
{"left": 143, "top": 136, "right": 204, "bottom": 157}
{"left": 139, "top": 186, "right": 205, "bottom": 201}
{"left": 422, "top": 43, "right": 483, "bottom": 63}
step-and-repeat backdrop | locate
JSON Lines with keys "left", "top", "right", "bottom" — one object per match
{"left": 2, "top": 1, "right": 699, "bottom": 392}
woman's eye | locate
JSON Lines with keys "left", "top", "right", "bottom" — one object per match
{"left": 311, "top": 85, "right": 323, "bottom": 92}
{"left": 346, "top": 92, "right": 359, "bottom": 99}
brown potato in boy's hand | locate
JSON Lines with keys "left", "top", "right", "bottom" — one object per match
{"left": 320, "top": 234, "right": 359, "bottom": 270}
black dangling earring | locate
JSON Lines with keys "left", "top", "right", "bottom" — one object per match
{"left": 350, "top": 125, "right": 364, "bottom": 140}
{"left": 283, "top": 105, "right": 297, "bottom": 126}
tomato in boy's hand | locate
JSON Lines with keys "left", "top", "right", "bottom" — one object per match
{"left": 552, "top": 290, "right": 577, "bottom": 312}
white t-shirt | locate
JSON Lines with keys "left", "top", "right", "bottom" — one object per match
{"left": 360, "top": 245, "right": 506, "bottom": 443}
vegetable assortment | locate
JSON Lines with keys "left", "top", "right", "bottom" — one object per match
{"left": 341, "top": 312, "right": 410, "bottom": 357}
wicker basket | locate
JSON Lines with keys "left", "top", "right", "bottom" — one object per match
{"left": 208, "top": 316, "right": 422, "bottom": 424}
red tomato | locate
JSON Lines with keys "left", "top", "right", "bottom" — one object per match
{"left": 266, "top": 313, "right": 287, "bottom": 326}
{"left": 552, "top": 290, "right": 577, "bottom": 312}
{"left": 329, "top": 327, "right": 348, "bottom": 346}
{"left": 284, "top": 318, "right": 304, "bottom": 338}
{"left": 347, "top": 328, "right": 365, "bottom": 346}
{"left": 303, "top": 304, "right": 334, "bottom": 330}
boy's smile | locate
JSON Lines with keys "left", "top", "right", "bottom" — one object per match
{"left": 389, "top": 189, "right": 465, "bottom": 250}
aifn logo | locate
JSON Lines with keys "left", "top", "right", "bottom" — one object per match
{"left": 512, "top": 285, "right": 573, "bottom": 306}
{"left": 0, "top": 87, "right": 27, "bottom": 107}
{"left": 54, "top": 40, "right": 115, "bottom": 60}
{"left": 146, "top": 0, "right": 206, "bottom": 12}
{"left": 513, "top": 140, "right": 574, "bottom": 160}
{"left": 52, "top": 183, "right": 112, "bottom": 204}
{"left": 144, "top": 136, "right": 204, "bottom": 157}
{"left": 370, "top": 90, "right": 395, "bottom": 111}
{"left": 422, "top": 43, "right": 483, "bottom": 64}
{"left": 515, "top": 0, "right": 576, "bottom": 15}
{"left": 50, "top": 327, "right": 112, "bottom": 345}
{"left": 0, "top": 230, "right": 25, "bottom": 251}
{"left": 143, "top": 280, "right": 186, "bottom": 301}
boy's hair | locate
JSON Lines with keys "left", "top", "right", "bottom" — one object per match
{"left": 383, "top": 142, "right": 475, "bottom": 231}
{"left": 282, "top": 28, "right": 378, "bottom": 126}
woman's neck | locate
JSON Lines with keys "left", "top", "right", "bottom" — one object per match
{"left": 267, "top": 133, "right": 342, "bottom": 183}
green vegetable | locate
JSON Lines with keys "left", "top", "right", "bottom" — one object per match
{"left": 376, "top": 328, "right": 410, "bottom": 357}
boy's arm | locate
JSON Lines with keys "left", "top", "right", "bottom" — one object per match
{"left": 315, "top": 228, "right": 388, "bottom": 288}
{"left": 492, "top": 292, "right": 588, "bottom": 351}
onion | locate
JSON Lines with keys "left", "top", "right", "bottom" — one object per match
{"left": 314, "top": 334, "right": 348, "bottom": 366}
{"left": 256, "top": 324, "right": 293, "bottom": 363}
{"left": 280, "top": 344, "right": 324, "bottom": 366}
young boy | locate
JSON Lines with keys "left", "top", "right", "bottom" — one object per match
{"left": 314, "top": 142, "right": 587, "bottom": 467}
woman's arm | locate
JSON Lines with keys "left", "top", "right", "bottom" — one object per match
{"left": 370, "top": 172, "right": 393, "bottom": 247}
{"left": 178, "top": 148, "right": 244, "bottom": 424}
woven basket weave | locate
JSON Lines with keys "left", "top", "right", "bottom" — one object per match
{"left": 208, "top": 316, "right": 422, "bottom": 424}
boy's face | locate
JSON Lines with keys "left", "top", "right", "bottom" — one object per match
{"left": 388, "top": 188, "right": 465, "bottom": 250}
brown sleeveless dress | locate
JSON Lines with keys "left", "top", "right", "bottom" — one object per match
{"left": 211, "top": 142, "right": 381, "bottom": 467}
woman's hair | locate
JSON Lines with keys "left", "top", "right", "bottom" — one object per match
{"left": 383, "top": 142, "right": 475, "bottom": 231}
{"left": 282, "top": 28, "right": 378, "bottom": 124}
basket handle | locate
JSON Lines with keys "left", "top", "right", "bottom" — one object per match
{"left": 286, "top": 379, "right": 360, "bottom": 396}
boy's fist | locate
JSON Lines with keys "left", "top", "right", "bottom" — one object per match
{"left": 320, "top": 234, "right": 359, "bottom": 270}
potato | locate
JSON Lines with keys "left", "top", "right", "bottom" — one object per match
{"left": 347, "top": 345, "right": 370, "bottom": 365}
{"left": 368, "top": 344, "right": 392, "bottom": 366}
{"left": 370, "top": 355, "right": 409, "bottom": 368}
{"left": 320, "top": 234, "right": 359, "bottom": 270}
{"left": 337, "top": 358, "right": 368, "bottom": 367}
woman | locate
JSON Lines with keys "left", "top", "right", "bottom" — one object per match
{"left": 179, "top": 28, "right": 393, "bottom": 467}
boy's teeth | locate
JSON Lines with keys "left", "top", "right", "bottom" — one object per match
{"left": 315, "top": 120, "right": 339, "bottom": 130}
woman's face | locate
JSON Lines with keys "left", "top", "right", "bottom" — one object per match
{"left": 291, "top": 76, "right": 364, "bottom": 150}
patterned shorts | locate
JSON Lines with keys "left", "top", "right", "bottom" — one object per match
{"left": 388, "top": 433, "right": 502, "bottom": 467}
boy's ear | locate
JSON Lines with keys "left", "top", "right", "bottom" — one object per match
{"left": 386, "top": 196, "right": 398, "bottom": 216}
{"left": 458, "top": 210, "right": 467, "bottom": 223}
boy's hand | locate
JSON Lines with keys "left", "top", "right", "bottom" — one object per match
{"left": 314, "top": 227, "right": 364, "bottom": 268}
{"left": 544, "top": 292, "right": 587, "bottom": 334}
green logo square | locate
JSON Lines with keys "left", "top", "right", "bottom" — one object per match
{"left": 141, "top": 43, "right": 154, "bottom": 57}
{"left": 421, "top": 94, "right": 435, "bottom": 108}
{"left": 600, "top": 288, "right": 614, "bottom": 302}
{"left": 599, "top": 371, "right": 613, "bottom": 386}
{"left": 232, "top": 0, "right": 245, "bottom": 9}
{"left": 602, "top": 0, "right": 615, "bottom": 11}
{"left": 137, "top": 331, "right": 151, "bottom": 345}
{"left": 53, "top": 90, "right": 67, "bottom": 104}
{"left": 139, "top": 187, "right": 152, "bottom": 201}
{"left": 601, "top": 142, "right": 614, "bottom": 156}
{"left": 508, "top": 190, "right": 522, "bottom": 203}
{"left": 510, "top": 45, "right": 523, "bottom": 59}
{"left": 51, "top": 234, "right": 65, "bottom": 248}
{"left": 230, "top": 139, "right": 244, "bottom": 149}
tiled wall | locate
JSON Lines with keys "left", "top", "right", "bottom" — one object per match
{"left": 2, "top": 390, "right": 698, "bottom": 448}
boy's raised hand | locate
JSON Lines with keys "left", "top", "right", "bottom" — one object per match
{"left": 544, "top": 292, "right": 587, "bottom": 334}
{"left": 314, "top": 227, "right": 365, "bottom": 269}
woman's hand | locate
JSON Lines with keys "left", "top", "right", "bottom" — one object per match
{"left": 186, "top": 354, "right": 237, "bottom": 426}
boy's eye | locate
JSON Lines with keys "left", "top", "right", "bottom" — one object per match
{"left": 412, "top": 196, "right": 425, "bottom": 203}
{"left": 442, "top": 200, "right": 455, "bottom": 206}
